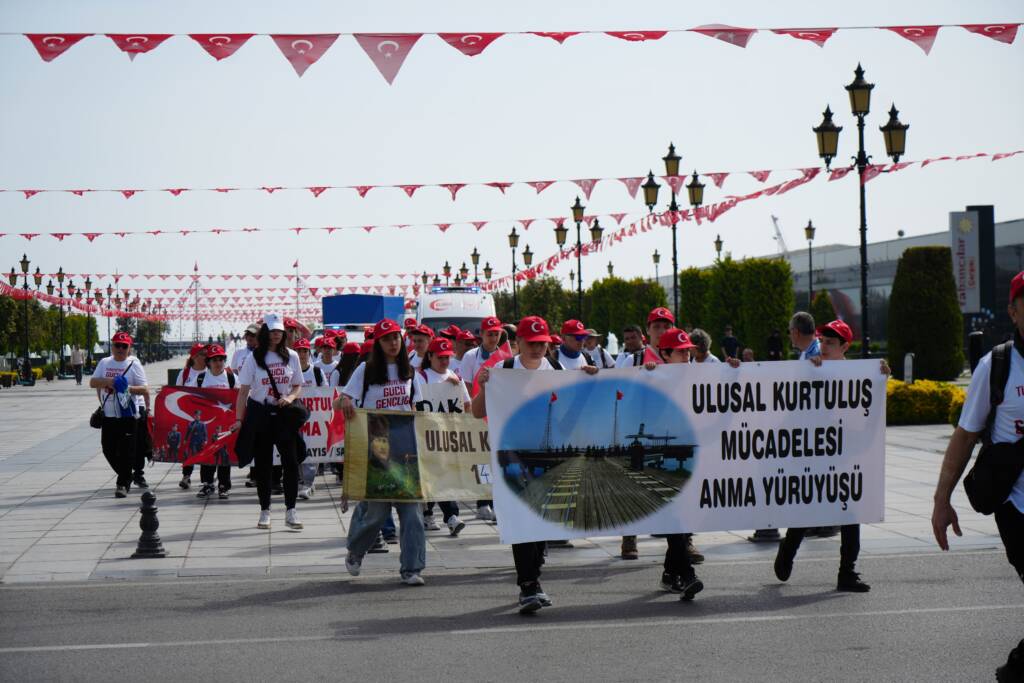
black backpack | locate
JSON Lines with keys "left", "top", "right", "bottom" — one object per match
{"left": 963, "top": 340, "right": 1024, "bottom": 514}
{"left": 196, "top": 370, "right": 236, "bottom": 388}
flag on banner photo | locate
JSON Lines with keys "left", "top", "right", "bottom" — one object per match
{"left": 151, "top": 386, "right": 238, "bottom": 464}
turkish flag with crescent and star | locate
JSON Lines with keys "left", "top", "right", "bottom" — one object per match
{"left": 151, "top": 386, "right": 238, "bottom": 464}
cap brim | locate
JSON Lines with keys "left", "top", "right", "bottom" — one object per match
{"left": 520, "top": 334, "right": 552, "bottom": 343}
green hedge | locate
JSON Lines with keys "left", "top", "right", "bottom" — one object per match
{"left": 887, "top": 378, "right": 965, "bottom": 425}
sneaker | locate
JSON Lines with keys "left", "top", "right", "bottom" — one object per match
{"left": 297, "top": 487, "right": 311, "bottom": 501}
{"left": 196, "top": 484, "right": 214, "bottom": 499}
{"left": 285, "top": 508, "right": 304, "bottom": 530}
{"left": 518, "top": 582, "right": 543, "bottom": 614}
{"left": 218, "top": 488, "right": 230, "bottom": 500}
{"left": 114, "top": 486, "right": 128, "bottom": 498}
{"left": 686, "top": 537, "right": 705, "bottom": 564}
{"left": 679, "top": 575, "right": 704, "bottom": 601}
{"left": 401, "top": 573, "right": 426, "bottom": 586}
{"left": 383, "top": 533, "right": 398, "bottom": 545}
{"left": 345, "top": 554, "right": 362, "bottom": 576}
{"left": 132, "top": 475, "right": 149, "bottom": 490}
{"left": 621, "top": 536, "right": 639, "bottom": 560}
{"left": 837, "top": 571, "right": 870, "bottom": 593}
{"left": 257, "top": 510, "right": 271, "bottom": 529}
{"left": 660, "top": 572, "right": 683, "bottom": 593}
{"left": 477, "top": 505, "right": 494, "bottom": 521}
{"left": 447, "top": 515, "right": 466, "bottom": 537}
{"left": 244, "top": 478, "right": 256, "bottom": 488}
{"left": 774, "top": 542, "right": 796, "bottom": 582}
{"left": 747, "top": 528, "right": 781, "bottom": 543}
{"left": 179, "top": 475, "right": 191, "bottom": 490}
{"left": 424, "top": 513, "right": 440, "bottom": 531}
{"left": 368, "top": 533, "right": 390, "bottom": 554}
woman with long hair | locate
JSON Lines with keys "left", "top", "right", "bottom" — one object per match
{"left": 232, "top": 313, "right": 305, "bottom": 531}
{"left": 331, "top": 341, "right": 362, "bottom": 388}
{"left": 338, "top": 318, "right": 427, "bottom": 586}
{"left": 176, "top": 343, "right": 207, "bottom": 490}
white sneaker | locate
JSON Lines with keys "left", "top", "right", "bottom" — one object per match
{"left": 401, "top": 573, "right": 425, "bottom": 586}
{"left": 297, "top": 487, "right": 311, "bottom": 501}
{"left": 424, "top": 513, "right": 440, "bottom": 531}
{"left": 447, "top": 515, "right": 466, "bottom": 537}
{"left": 179, "top": 475, "right": 191, "bottom": 490}
{"left": 285, "top": 508, "right": 303, "bottom": 529}
{"left": 345, "top": 554, "right": 362, "bottom": 576}
{"left": 257, "top": 510, "right": 271, "bottom": 529}
{"left": 477, "top": 505, "right": 494, "bottom": 521}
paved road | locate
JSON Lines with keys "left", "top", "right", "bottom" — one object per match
{"left": 0, "top": 550, "right": 1019, "bottom": 681}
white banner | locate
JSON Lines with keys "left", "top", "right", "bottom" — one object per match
{"left": 485, "top": 361, "right": 886, "bottom": 544}
{"left": 274, "top": 385, "right": 343, "bottom": 464}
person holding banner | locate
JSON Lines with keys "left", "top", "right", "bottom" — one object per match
{"left": 90, "top": 332, "right": 149, "bottom": 498}
{"left": 231, "top": 324, "right": 258, "bottom": 373}
{"left": 583, "top": 329, "right": 615, "bottom": 369}
{"left": 615, "top": 325, "right": 645, "bottom": 369}
{"left": 473, "top": 315, "right": 598, "bottom": 614}
{"left": 557, "top": 320, "right": 597, "bottom": 369}
{"left": 340, "top": 318, "right": 427, "bottom": 585}
{"left": 315, "top": 336, "right": 339, "bottom": 381}
{"left": 194, "top": 344, "right": 235, "bottom": 499}
{"left": 933, "top": 272, "right": 1024, "bottom": 682}
{"left": 176, "top": 343, "right": 207, "bottom": 490}
{"left": 294, "top": 337, "right": 326, "bottom": 500}
{"left": 231, "top": 313, "right": 305, "bottom": 531}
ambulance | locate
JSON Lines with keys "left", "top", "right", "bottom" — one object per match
{"left": 416, "top": 285, "right": 496, "bottom": 336}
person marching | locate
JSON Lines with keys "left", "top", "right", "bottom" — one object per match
{"left": 232, "top": 313, "right": 305, "bottom": 531}
{"left": 314, "top": 336, "right": 339, "bottom": 381}
{"left": 231, "top": 324, "right": 259, "bottom": 373}
{"left": 453, "top": 329, "right": 477, "bottom": 376}
{"left": 615, "top": 325, "right": 646, "bottom": 369}
{"left": 194, "top": 344, "right": 235, "bottom": 499}
{"left": 293, "top": 337, "right": 324, "bottom": 500}
{"left": 933, "top": 272, "right": 1024, "bottom": 681}
{"left": 417, "top": 336, "right": 470, "bottom": 537}
{"left": 90, "top": 331, "right": 149, "bottom": 498}
{"left": 407, "top": 324, "right": 432, "bottom": 370}
{"left": 175, "top": 343, "right": 208, "bottom": 490}
{"left": 340, "top": 318, "right": 427, "bottom": 585}
{"left": 472, "top": 315, "right": 599, "bottom": 614}
{"left": 583, "top": 329, "right": 615, "bottom": 369}
{"left": 556, "top": 320, "right": 597, "bottom": 369}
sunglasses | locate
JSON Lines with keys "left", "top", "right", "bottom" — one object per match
{"left": 113, "top": 343, "right": 129, "bottom": 350}
{"left": 573, "top": 335, "right": 589, "bottom": 342}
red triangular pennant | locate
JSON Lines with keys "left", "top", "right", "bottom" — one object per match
{"left": 606, "top": 31, "right": 667, "bottom": 42}
{"left": 472, "top": 221, "right": 487, "bottom": 231}
{"left": 531, "top": 32, "right": 581, "bottom": 44}
{"left": 961, "top": 24, "right": 1020, "bottom": 45}
{"left": 21, "top": 190, "right": 41, "bottom": 199}
{"left": 486, "top": 181, "right": 512, "bottom": 194}
{"left": 829, "top": 167, "right": 853, "bottom": 181}
{"left": 166, "top": 188, "right": 187, "bottom": 196}
{"left": 307, "top": 186, "right": 328, "bottom": 197}
{"left": 437, "top": 224, "right": 451, "bottom": 233}
{"left": 770, "top": 28, "right": 837, "bottom": 48}
{"left": 438, "top": 33, "right": 504, "bottom": 57}
{"left": 884, "top": 25, "right": 941, "bottom": 55}
{"left": 354, "top": 185, "right": 373, "bottom": 197}
{"left": 271, "top": 34, "right": 339, "bottom": 76}
{"left": 354, "top": 33, "right": 422, "bottom": 84}
{"left": 442, "top": 183, "right": 465, "bottom": 200}
{"left": 573, "top": 178, "right": 598, "bottom": 200}
{"left": 400, "top": 185, "right": 421, "bottom": 198}
{"left": 690, "top": 25, "right": 757, "bottom": 48}
{"left": 749, "top": 170, "right": 771, "bottom": 182}
{"left": 26, "top": 34, "right": 91, "bottom": 62}
{"left": 528, "top": 180, "right": 554, "bottom": 194}
{"left": 107, "top": 34, "right": 172, "bottom": 60}
{"left": 619, "top": 177, "right": 642, "bottom": 198}
{"left": 121, "top": 190, "right": 137, "bottom": 199}
{"left": 611, "top": 213, "right": 627, "bottom": 225}
{"left": 706, "top": 172, "right": 729, "bottom": 188}
{"left": 188, "top": 34, "right": 254, "bottom": 60}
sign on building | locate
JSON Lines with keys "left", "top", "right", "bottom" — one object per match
{"left": 950, "top": 211, "right": 980, "bottom": 314}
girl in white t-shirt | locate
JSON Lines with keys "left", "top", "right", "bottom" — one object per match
{"left": 339, "top": 318, "right": 427, "bottom": 586}
{"left": 177, "top": 343, "right": 207, "bottom": 490}
{"left": 193, "top": 344, "right": 235, "bottom": 500}
{"left": 232, "top": 314, "right": 304, "bottom": 531}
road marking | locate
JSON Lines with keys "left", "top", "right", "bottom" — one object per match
{"left": 450, "top": 604, "right": 1024, "bottom": 636}
{"left": 0, "top": 633, "right": 348, "bottom": 654}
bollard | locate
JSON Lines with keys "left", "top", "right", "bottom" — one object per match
{"left": 131, "top": 490, "right": 167, "bottom": 558}
{"left": 903, "top": 352, "right": 915, "bottom": 385}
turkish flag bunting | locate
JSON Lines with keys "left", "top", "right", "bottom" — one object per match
{"left": 307, "top": 186, "right": 328, "bottom": 197}
{"left": 354, "top": 33, "right": 422, "bottom": 84}
{"left": 611, "top": 213, "right": 627, "bottom": 225}
{"left": 619, "top": 177, "right": 642, "bottom": 198}
{"left": 107, "top": 34, "right": 172, "bottom": 60}
{"left": 528, "top": 180, "right": 554, "bottom": 194}
{"left": 663, "top": 175, "right": 686, "bottom": 194}
{"left": 861, "top": 164, "right": 885, "bottom": 184}
{"left": 749, "top": 170, "right": 771, "bottom": 182}
{"left": 26, "top": 33, "right": 91, "bottom": 62}
{"left": 531, "top": 32, "right": 581, "bottom": 44}
{"left": 442, "top": 183, "right": 466, "bottom": 200}
{"left": 437, "top": 224, "right": 451, "bottom": 233}
{"left": 51, "top": 233, "right": 71, "bottom": 241}
{"left": 354, "top": 185, "right": 374, "bottom": 197}
{"left": 961, "top": 24, "right": 1020, "bottom": 45}
{"left": 68, "top": 189, "right": 89, "bottom": 196}
{"left": 189, "top": 34, "right": 254, "bottom": 60}
{"left": 771, "top": 28, "right": 837, "bottom": 47}
{"left": 606, "top": 31, "right": 667, "bottom": 42}
{"left": 921, "top": 156, "right": 951, "bottom": 167}
{"left": 707, "top": 172, "right": 729, "bottom": 188}
{"left": 21, "top": 190, "right": 40, "bottom": 199}
{"left": 690, "top": 25, "right": 757, "bottom": 48}
{"left": 573, "top": 178, "right": 598, "bottom": 199}
{"left": 829, "top": 167, "right": 853, "bottom": 181}
{"left": 486, "top": 182, "right": 512, "bottom": 194}
{"left": 470, "top": 342, "right": 514, "bottom": 397}
{"left": 271, "top": 34, "right": 339, "bottom": 76}
{"left": 121, "top": 190, "right": 137, "bottom": 199}
{"left": 438, "top": 32, "right": 504, "bottom": 57}
{"left": 472, "top": 221, "right": 487, "bottom": 231}
{"left": 166, "top": 188, "right": 187, "bottom": 196}
{"left": 519, "top": 218, "right": 536, "bottom": 230}
{"left": 21, "top": 233, "right": 39, "bottom": 240}
{"left": 884, "top": 25, "right": 941, "bottom": 55}
{"left": 400, "top": 185, "right": 421, "bottom": 197}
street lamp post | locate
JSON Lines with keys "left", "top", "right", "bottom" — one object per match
{"left": 471, "top": 247, "right": 480, "bottom": 284}
{"left": 508, "top": 227, "right": 520, "bottom": 320}
{"left": 105, "top": 283, "right": 114, "bottom": 354}
{"left": 813, "top": 64, "right": 908, "bottom": 357}
{"left": 459, "top": 262, "right": 469, "bottom": 284}
{"left": 805, "top": 220, "right": 817, "bottom": 308}
{"left": 483, "top": 262, "right": 492, "bottom": 282}
{"left": 714, "top": 234, "right": 723, "bottom": 261}
{"left": 442, "top": 261, "right": 451, "bottom": 287}
{"left": 56, "top": 267, "right": 68, "bottom": 375}
{"left": 607, "top": 261, "right": 614, "bottom": 277}
{"left": 642, "top": 144, "right": 688, "bottom": 321}
{"left": 570, "top": 197, "right": 585, "bottom": 318}
{"left": 652, "top": 249, "right": 660, "bottom": 283}
{"left": 10, "top": 255, "right": 33, "bottom": 383}
{"left": 84, "top": 277, "right": 92, "bottom": 369}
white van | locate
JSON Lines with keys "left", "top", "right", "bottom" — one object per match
{"left": 416, "top": 285, "right": 496, "bottom": 335}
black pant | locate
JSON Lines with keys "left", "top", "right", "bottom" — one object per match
{"left": 425, "top": 501, "right": 459, "bottom": 522}
{"left": 200, "top": 465, "right": 232, "bottom": 490}
{"left": 995, "top": 502, "right": 1024, "bottom": 584}
{"left": 512, "top": 541, "right": 546, "bottom": 586}
{"left": 251, "top": 410, "right": 299, "bottom": 510}
{"left": 783, "top": 524, "right": 861, "bottom": 573}
{"left": 100, "top": 417, "right": 138, "bottom": 489}
{"left": 664, "top": 533, "right": 695, "bottom": 578}
{"left": 73, "top": 364, "right": 82, "bottom": 384}
{"left": 477, "top": 499, "right": 493, "bottom": 508}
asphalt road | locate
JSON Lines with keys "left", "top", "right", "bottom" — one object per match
{"left": 1, "top": 549, "right": 1020, "bottom": 682}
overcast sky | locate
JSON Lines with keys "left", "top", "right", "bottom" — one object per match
{"left": 1, "top": 0, "right": 1021, "bottom": 335}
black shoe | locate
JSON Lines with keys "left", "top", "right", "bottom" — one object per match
{"left": 660, "top": 572, "right": 683, "bottom": 594}
{"left": 244, "top": 479, "right": 257, "bottom": 488}
{"left": 774, "top": 543, "right": 796, "bottom": 582}
{"left": 837, "top": 571, "right": 870, "bottom": 593}
{"left": 536, "top": 587, "right": 552, "bottom": 607}
{"left": 383, "top": 533, "right": 398, "bottom": 545}
{"left": 686, "top": 538, "right": 705, "bottom": 564}
{"left": 218, "top": 487, "right": 230, "bottom": 499}
{"left": 547, "top": 540, "right": 574, "bottom": 548}
{"left": 368, "top": 533, "right": 390, "bottom": 554}
{"left": 679, "top": 575, "right": 704, "bottom": 601}
{"left": 996, "top": 638, "right": 1024, "bottom": 683}
{"left": 518, "top": 582, "right": 543, "bottom": 614}
{"left": 132, "top": 475, "right": 149, "bottom": 490}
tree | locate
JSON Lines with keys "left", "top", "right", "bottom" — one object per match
{"left": 492, "top": 290, "right": 516, "bottom": 323}
{"left": 677, "top": 268, "right": 711, "bottom": 330}
{"left": 737, "top": 258, "right": 795, "bottom": 361}
{"left": 588, "top": 277, "right": 636, "bottom": 338}
{"left": 518, "top": 275, "right": 574, "bottom": 328}
{"left": 887, "top": 246, "right": 964, "bottom": 380}
{"left": 704, "top": 257, "right": 745, "bottom": 356}
{"left": 809, "top": 290, "right": 836, "bottom": 326}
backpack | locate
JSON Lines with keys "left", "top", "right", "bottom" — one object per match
{"left": 313, "top": 366, "right": 323, "bottom": 387}
{"left": 582, "top": 351, "right": 596, "bottom": 367}
{"left": 963, "top": 340, "right": 1024, "bottom": 514}
{"left": 503, "top": 357, "right": 564, "bottom": 370}
{"left": 196, "top": 369, "right": 236, "bottom": 389}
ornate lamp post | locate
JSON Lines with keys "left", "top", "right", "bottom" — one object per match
{"left": 714, "top": 234, "right": 723, "bottom": 261}
{"left": 569, "top": 197, "right": 586, "bottom": 318}
{"left": 11, "top": 255, "right": 34, "bottom": 383}
{"left": 652, "top": 249, "right": 661, "bottom": 283}
{"left": 804, "top": 220, "right": 817, "bottom": 308}
{"left": 470, "top": 247, "right": 480, "bottom": 283}
{"left": 607, "top": 261, "right": 614, "bottom": 277}
{"left": 459, "top": 262, "right": 469, "bottom": 283}
{"left": 84, "top": 276, "right": 93, "bottom": 368}
{"left": 483, "top": 262, "right": 493, "bottom": 282}
{"left": 421, "top": 271, "right": 428, "bottom": 287}
{"left": 508, "top": 227, "right": 521, "bottom": 319}
{"left": 105, "top": 283, "right": 114, "bottom": 353}
{"left": 813, "top": 64, "right": 908, "bottom": 357}
{"left": 442, "top": 261, "right": 451, "bottom": 286}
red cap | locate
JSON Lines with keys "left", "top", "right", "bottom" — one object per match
{"left": 517, "top": 316, "right": 552, "bottom": 343}
{"left": 373, "top": 318, "right": 401, "bottom": 339}
{"left": 205, "top": 344, "right": 227, "bottom": 359}
{"left": 658, "top": 327, "right": 696, "bottom": 351}
{"left": 457, "top": 329, "right": 476, "bottom": 342}
{"left": 283, "top": 317, "right": 300, "bottom": 330}
{"left": 816, "top": 320, "right": 853, "bottom": 344}
{"left": 480, "top": 316, "right": 502, "bottom": 332}
{"left": 342, "top": 342, "right": 361, "bottom": 355}
{"left": 112, "top": 331, "right": 133, "bottom": 345}
{"left": 410, "top": 323, "right": 433, "bottom": 337}
{"left": 292, "top": 337, "right": 311, "bottom": 350}
{"left": 439, "top": 324, "right": 461, "bottom": 339}
{"left": 189, "top": 342, "right": 207, "bottom": 358}
{"left": 363, "top": 325, "right": 374, "bottom": 340}
{"left": 550, "top": 334, "right": 563, "bottom": 346}
{"left": 647, "top": 307, "right": 675, "bottom": 325}
{"left": 1011, "top": 271, "right": 1024, "bottom": 303}
{"left": 428, "top": 337, "right": 455, "bottom": 356}
{"left": 319, "top": 336, "right": 337, "bottom": 349}
{"left": 561, "top": 319, "right": 587, "bottom": 336}
{"left": 403, "top": 317, "right": 418, "bottom": 329}
{"left": 359, "top": 340, "right": 374, "bottom": 355}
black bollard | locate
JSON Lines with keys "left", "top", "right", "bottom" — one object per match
{"left": 131, "top": 490, "right": 167, "bottom": 558}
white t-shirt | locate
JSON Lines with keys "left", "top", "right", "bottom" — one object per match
{"left": 958, "top": 345, "right": 1024, "bottom": 512}
{"left": 511, "top": 356, "right": 554, "bottom": 371}
{"left": 615, "top": 348, "right": 643, "bottom": 369}
{"left": 342, "top": 362, "right": 424, "bottom": 411}
{"left": 299, "top": 364, "right": 323, "bottom": 387}
{"left": 586, "top": 345, "right": 615, "bottom": 369}
{"left": 409, "top": 353, "right": 424, "bottom": 370}
{"left": 315, "top": 358, "right": 338, "bottom": 382}
{"left": 556, "top": 348, "right": 590, "bottom": 370}
{"left": 419, "top": 367, "right": 472, "bottom": 410}
{"left": 459, "top": 345, "right": 496, "bottom": 385}
{"left": 237, "top": 349, "right": 303, "bottom": 404}
{"left": 94, "top": 355, "right": 147, "bottom": 418}
{"left": 231, "top": 346, "right": 253, "bottom": 374}
{"left": 197, "top": 370, "right": 232, "bottom": 389}
{"left": 177, "top": 365, "right": 201, "bottom": 387}
{"left": 694, "top": 354, "right": 722, "bottom": 364}
{"left": 449, "top": 357, "right": 462, "bottom": 378}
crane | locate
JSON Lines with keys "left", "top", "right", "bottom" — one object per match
{"left": 770, "top": 215, "right": 790, "bottom": 257}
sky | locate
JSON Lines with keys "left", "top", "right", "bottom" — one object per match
{"left": 1, "top": 0, "right": 1022, "bottom": 337}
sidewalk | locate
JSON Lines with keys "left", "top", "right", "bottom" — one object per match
{"left": 0, "top": 361, "right": 1004, "bottom": 583}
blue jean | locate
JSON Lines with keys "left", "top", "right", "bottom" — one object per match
{"left": 300, "top": 462, "right": 318, "bottom": 488}
{"left": 347, "top": 501, "right": 425, "bottom": 576}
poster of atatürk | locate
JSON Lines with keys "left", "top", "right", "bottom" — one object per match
{"left": 484, "top": 361, "right": 886, "bottom": 544}
{"left": 343, "top": 409, "right": 491, "bottom": 502}
{"left": 152, "top": 386, "right": 238, "bottom": 464}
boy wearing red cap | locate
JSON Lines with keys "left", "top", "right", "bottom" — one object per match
{"left": 408, "top": 324, "right": 433, "bottom": 370}
{"left": 934, "top": 272, "right": 1024, "bottom": 681}
{"left": 194, "top": 344, "right": 235, "bottom": 499}
{"left": 556, "top": 319, "right": 597, "bottom": 370}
